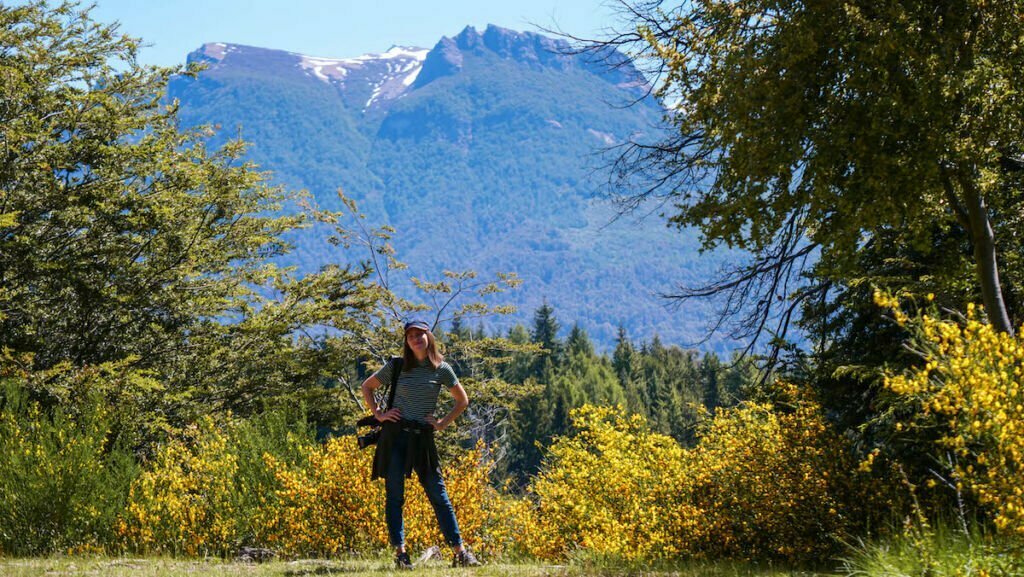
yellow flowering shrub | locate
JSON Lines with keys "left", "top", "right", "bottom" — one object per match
{"left": 120, "top": 412, "right": 517, "bottom": 558}
{"left": 119, "top": 417, "right": 241, "bottom": 556}
{"left": 425, "top": 443, "right": 524, "bottom": 557}
{"left": 525, "top": 405, "right": 690, "bottom": 560}
{"left": 259, "top": 436, "right": 382, "bottom": 555}
{"left": 876, "top": 292, "right": 1024, "bottom": 537}
{"left": 525, "top": 391, "right": 880, "bottom": 562}
{"left": 262, "top": 436, "right": 517, "bottom": 558}
{"left": 683, "top": 384, "right": 873, "bottom": 560}
{"left": 0, "top": 380, "right": 137, "bottom": 556}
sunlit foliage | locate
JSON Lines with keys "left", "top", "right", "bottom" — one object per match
{"left": 118, "top": 416, "right": 520, "bottom": 558}
{"left": 524, "top": 406, "right": 689, "bottom": 560}
{"left": 524, "top": 388, "right": 888, "bottom": 562}
{"left": 0, "top": 361, "right": 138, "bottom": 556}
{"left": 878, "top": 291, "right": 1024, "bottom": 536}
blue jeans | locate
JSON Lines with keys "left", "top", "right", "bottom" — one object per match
{"left": 385, "top": 429, "right": 462, "bottom": 548}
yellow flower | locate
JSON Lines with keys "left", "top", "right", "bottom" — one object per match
{"left": 879, "top": 293, "right": 1024, "bottom": 536}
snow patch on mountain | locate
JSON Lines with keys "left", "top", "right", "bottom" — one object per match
{"left": 301, "top": 56, "right": 351, "bottom": 82}
{"left": 196, "top": 42, "right": 235, "bottom": 62}
{"left": 298, "top": 47, "right": 427, "bottom": 82}
{"left": 296, "top": 46, "right": 428, "bottom": 110}
{"left": 402, "top": 69, "right": 422, "bottom": 87}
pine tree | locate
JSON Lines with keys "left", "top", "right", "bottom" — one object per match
{"left": 700, "top": 353, "right": 723, "bottom": 410}
{"left": 530, "top": 302, "right": 562, "bottom": 363}
{"left": 613, "top": 325, "right": 645, "bottom": 414}
{"left": 449, "top": 315, "right": 472, "bottom": 340}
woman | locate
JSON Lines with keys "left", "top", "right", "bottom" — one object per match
{"left": 360, "top": 319, "right": 482, "bottom": 569}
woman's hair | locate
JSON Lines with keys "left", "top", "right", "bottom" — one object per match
{"left": 402, "top": 329, "right": 443, "bottom": 370}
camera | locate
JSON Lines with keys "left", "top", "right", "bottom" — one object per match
{"left": 357, "top": 428, "right": 380, "bottom": 450}
{"left": 355, "top": 414, "right": 383, "bottom": 450}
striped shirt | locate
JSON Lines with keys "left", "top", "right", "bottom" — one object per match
{"left": 373, "top": 358, "right": 459, "bottom": 424}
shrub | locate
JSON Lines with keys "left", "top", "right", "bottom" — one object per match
{"left": 525, "top": 390, "right": 886, "bottom": 562}
{"left": 877, "top": 292, "right": 1024, "bottom": 538}
{"left": 120, "top": 412, "right": 516, "bottom": 558}
{"left": 684, "top": 385, "right": 882, "bottom": 560}
{"left": 229, "top": 409, "right": 317, "bottom": 547}
{"left": 0, "top": 367, "right": 139, "bottom": 555}
{"left": 118, "top": 409, "right": 316, "bottom": 556}
{"left": 259, "top": 435, "right": 383, "bottom": 556}
{"left": 262, "top": 436, "right": 517, "bottom": 558}
{"left": 525, "top": 405, "right": 690, "bottom": 560}
{"left": 118, "top": 417, "right": 242, "bottom": 556}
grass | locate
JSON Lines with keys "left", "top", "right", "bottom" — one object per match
{"left": 837, "top": 520, "right": 1024, "bottom": 577}
{"left": 11, "top": 526, "right": 1024, "bottom": 577}
{"left": 0, "top": 555, "right": 837, "bottom": 577}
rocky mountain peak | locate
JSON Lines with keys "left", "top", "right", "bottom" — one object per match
{"left": 411, "top": 25, "right": 647, "bottom": 93}
{"left": 481, "top": 24, "right": 572, "bottom": 67}
{"left": 414, "top": 36, "right": 464, "bottom": 88}
{"left": 454, "top": 25, "right": 483, "bottom": 51}
{"left": 183, "top": 42, "right": 430, "bottom": 110}
{"left": 182, "top": 27, "right": 650, "bottom": 110}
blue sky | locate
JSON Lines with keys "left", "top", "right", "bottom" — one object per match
{"left": 89, "top": 0, "right": 623, "bottom": 67}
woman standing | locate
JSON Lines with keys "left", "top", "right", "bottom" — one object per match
{"left": 360, "top": 319, "right": 482, "bottom": 569}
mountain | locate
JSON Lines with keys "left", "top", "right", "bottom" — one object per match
{"left": 168, "top": 25, "right": 738, "bottom": 351}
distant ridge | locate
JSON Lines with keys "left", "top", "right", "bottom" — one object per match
{"left": 169, "top": 26, "right": 737, "bottom": 352}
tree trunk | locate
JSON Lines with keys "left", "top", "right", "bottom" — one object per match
{"left": 962, "top": 181, "right": 1015, "bottom": 336}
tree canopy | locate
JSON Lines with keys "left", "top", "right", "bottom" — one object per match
{"left": 1, "top": 1, "right": 308, "bottom": 369}
{"left": 0, "top": 2, "right": 534, "bottom": 450}
{"left": 600, "top": 0, "right": 1024, "bottom": 345}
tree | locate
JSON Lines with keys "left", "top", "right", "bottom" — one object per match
{"left": 1, "top": 1, "right": 292, "bottom": 367}
{"left": 699, "top": 353, "right": 722, "bottom": 410}
{"left": 527, "top": 300, "right": 563, "bottom": 381}
{"left": 0, "top": 2, "right": 541, "bottom": 475}
{"left": 501, "top": 323, "right": 536, "bottom": 385}
{"left": 0, "top": 2, "right": 381, "bottom": 441}
{"left": 531, "top": 301, "right": 562, "bottom": 354}
{"left": 565, "top": 324, "right": 625, "bottom": 406}
{"left": 317, "top": 194, "right": 539, "bottom": 466}
{"left": 612, "top": 325, "right": 645, "bottom": 413}
{"left": 639, "top": 336, "right": 703, "bottom": 442}
{"left": 592, "top": 0, "right": 1024, "bottom": 350}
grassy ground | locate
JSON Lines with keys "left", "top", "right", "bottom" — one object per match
{"left": 0, "top": 556, "right": 834, "bottom": 577}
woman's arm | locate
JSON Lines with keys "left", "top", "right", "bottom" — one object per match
{"left": 427, "top": 383, "right": 469, "bottom": 431}
{"left": 360, "top": 374, "right": 401, "bottom": 422}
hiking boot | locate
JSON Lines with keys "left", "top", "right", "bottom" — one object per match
{"left": 452, "top": 548, "right": 481, "bottom": 567}
{"left": 395, "top": 551, "right": 413, "bottom": 570}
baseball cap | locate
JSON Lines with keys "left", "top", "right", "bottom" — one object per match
{"left": 404, "top": 319, "right": 431, "bottom": 333}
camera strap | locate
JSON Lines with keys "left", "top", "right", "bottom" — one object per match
{"left": 383, "top": 356, "right": 403, "bottom": 412}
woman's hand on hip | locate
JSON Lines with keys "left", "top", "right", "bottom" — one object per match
{"left": 376, "top": 408, "right": 402, "bottom": 422}
{"left": 425, "top": 415, "right": 446, "bottom": 431}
